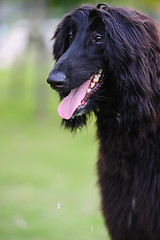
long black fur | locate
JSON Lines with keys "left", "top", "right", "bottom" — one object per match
{"left": 47, "top": 4, "right": 160, "bottom": 240}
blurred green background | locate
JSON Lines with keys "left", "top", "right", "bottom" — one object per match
{"left": 0, "top": 0, "right": 159, "bottom": 240}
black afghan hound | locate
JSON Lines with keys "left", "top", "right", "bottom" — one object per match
{"left": 47, "top": 3, "right": 160, "bottom": 240}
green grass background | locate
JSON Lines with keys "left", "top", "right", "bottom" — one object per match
{"left": 0, "top": 54, "right": 109, "bottom": 240}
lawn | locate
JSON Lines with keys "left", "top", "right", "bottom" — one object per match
{"left": 0, "top": 60, "right": 109, "bottom": 240}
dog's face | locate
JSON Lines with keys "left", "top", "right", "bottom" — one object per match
{"left": 47, "top": 4, "right": 160, "bottom": 131}
{"left": 47, "top": 5, "right": 106, "bottom": 126}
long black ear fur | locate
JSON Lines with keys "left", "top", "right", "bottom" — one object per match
{"left": 100, "top": 7, "right": 160, "bottom": 133}
{"left": 52, "top": 20, "right": 69, "bottom": 60}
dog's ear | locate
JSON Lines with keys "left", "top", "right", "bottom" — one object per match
{"left": 52, "top": 19, "right": 70, "bottom": 61}
{"left": 102, "top": 8, "right": 160, "bottom": 132}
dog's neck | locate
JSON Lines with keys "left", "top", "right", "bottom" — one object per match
{"left": 96, "top": 100, "right": 159, "bottom": 142}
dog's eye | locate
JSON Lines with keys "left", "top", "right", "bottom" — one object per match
{"left": 94, "top": 34, "right": 103, "bottom": 43}
{"left": 68, "top": 33, "right": 73, "bottom": 44}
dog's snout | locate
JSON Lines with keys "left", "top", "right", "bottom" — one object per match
{"left": 47, "top": 71, "right": 66, "bottom": 91}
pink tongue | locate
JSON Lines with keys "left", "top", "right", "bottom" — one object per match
{"left": 58, "top": 80, "right": 91, "bottom": 119}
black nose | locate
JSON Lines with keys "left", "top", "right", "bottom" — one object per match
{"left": 47, "top": 71, "right": 66, "bottom": 91}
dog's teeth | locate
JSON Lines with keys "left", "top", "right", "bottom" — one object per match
{"left": 98, "top": 69, "right": 102, "bottom": 74}
{"left": 93, "top": 75, "right": 99, "bottom": 83}
{"left": 91, "top": 82, "right": 95, "bottom": 88}
{"left": 87, "top": 88, "right": 91, "bottom": 94}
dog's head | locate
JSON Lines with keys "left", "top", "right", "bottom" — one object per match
{"left": 47, "top": 4, "right": 106, "bottom": 129}
{"left": 47, "top": 4, "right": 160, "bottom": 132}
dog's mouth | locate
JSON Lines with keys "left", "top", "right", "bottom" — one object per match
{"left": 58, "top": 69, "right": 103, "bottom": 119}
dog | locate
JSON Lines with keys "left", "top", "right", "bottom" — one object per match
{"left": 47, "top": 3, "right": 160, "bottom": 240}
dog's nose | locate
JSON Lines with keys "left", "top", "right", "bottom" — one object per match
{"left": 47, "top": 71, "right": 66, "bottom": 91}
